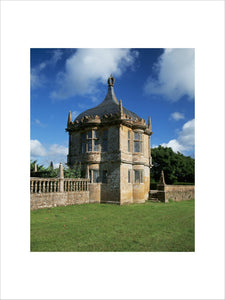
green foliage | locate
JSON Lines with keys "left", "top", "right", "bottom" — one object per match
{"left": 151, "top": 146, "right": 195, "bottom": 184}
{"left": 30, "top": 160, "right": 46, "bottom": 172}
{"left": 31, "top": 200, "right": 195, "bottom": 252}
{"left": 30, "top": 161, "right": 81, "bottom": 178}
{"left": 64, "top": 163, "right": 81, "bottom": 178}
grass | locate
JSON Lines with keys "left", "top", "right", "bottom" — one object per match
{"left": 30, "top": 199, "right": 195, "bottom": 252}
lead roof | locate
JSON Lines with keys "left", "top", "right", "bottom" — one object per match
{"left": 75, "top": 76, "right": 141, "bottom": 121}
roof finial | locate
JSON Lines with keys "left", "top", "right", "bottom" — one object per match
{"left": 108, "top": 74, "right": 115, "bottom": 87}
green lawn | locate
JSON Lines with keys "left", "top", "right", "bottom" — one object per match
{"left": 30, "top": 200, "right": 195, "bottom": 252}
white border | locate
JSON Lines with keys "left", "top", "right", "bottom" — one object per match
{"left": 1, "top": 1, "right": 224, "bottom": 299}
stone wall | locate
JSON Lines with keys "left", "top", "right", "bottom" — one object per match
{"left": 89, "top": 183, "right": 101, "bottom": 203}
{"left": 164, "top": 185, "right": 195, "bottom": 202}
{"left": 31, "top": 191, "right": 89, "bottom": 210}
{"left": 150, "top": 184, "right": 195, "bottom": 203}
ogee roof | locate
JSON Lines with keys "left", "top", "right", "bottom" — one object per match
{"left": 75, "top": 75, "right": 141, "bottom": 121}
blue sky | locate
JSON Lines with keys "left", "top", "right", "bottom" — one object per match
{"left": 31, "top": 48, "right": 195, "bottom": 167}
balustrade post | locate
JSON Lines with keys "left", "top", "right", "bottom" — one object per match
{"left": 34, "top": 181, "right": 37, "bottom": 193}
{"left": 58, "top": 162, "right": 64, "bottom": 192}
{"left": 30, "top": 180, "right": 33, "bottom": 193}
{"left": 43, "top": 181, "right": 45, "bottom": 193}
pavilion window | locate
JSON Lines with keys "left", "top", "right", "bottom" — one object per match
{"left": 134, "top": 170, "right": 143, "bottom": 183}
{"left": 92, "top": 170, "right": 99, "bottom": 183}
{"left": 128, "top": 169, "right": 131, "bottom": 183}
{"left": 89, "top": 169, "right": 99, "bottom": 183}
{"left": 81, "top": 130, "right": 99, "bottom": 153}
{"left": 128, "top": 131, "right": 131, "bottom": 152}
{"left": 134, "top": 132, "right": 143, "bottom": 153}
{"left": 93, "top": 130, "right": 99, "bottom": 151}
{"left": 102, "top": 130, "right": 108, "bottom": 152}
{"left": 87, "top": 130, "right": 93, "bottom": 152}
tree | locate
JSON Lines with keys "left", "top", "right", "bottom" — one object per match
{"left": 150, "top": 146, "right": 195, "bottom": 184}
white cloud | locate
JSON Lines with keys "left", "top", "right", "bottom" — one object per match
{"left": 31, "top": 68, "right": 45, "bottom": 89}
{"left": 30, "top": 140, "right": 68, "bottom": 166}
{"left": 161, "top": 139, "right": 185, "bottom": 153}
{"left": 170, "top": 112, "right": 185, "bottom": 121}
{"left": 51, "top": 48, "right": 138, "bottom": 99}
{"left": 51, "top": 49, "right": 63, "bottom": 65}
{"left": 144, "top": 48, "right": 195, "bottom": 101}
{"left": 178, "top": 119, "right": 195, "bottom": 150}
{"left": 30, "top": 139, "right": 47, "bottom": 157}
{"left": 161, "top": 119, "right": 195, "bottom": 154}
{"left": 48, "top": 144, "right": 68, "bottom": 156}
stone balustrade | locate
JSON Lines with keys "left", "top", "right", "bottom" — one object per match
{"left": 64, "top": 178, "right": 89, "bottom": 192}
{"left": 30, "top": 177, "right": 89, "bottom": 194}
{"left": 30, "top": 178, "right": 59, "bottom": 193}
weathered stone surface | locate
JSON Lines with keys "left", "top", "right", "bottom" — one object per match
{"left": 164, "top": 185, "right": 195, "bottom": 202}
{"left": 150, "top": 185, "right": 195, "bottom": 203}
{"left": 31, "top": 191, "right": 89, "bottom": 210}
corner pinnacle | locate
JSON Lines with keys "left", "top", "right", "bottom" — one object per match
{"left": 67, "top": 111, "right": 72, "bottom": 126}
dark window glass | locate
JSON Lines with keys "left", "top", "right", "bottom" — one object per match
{"left": 134, "top": 132, "right": 143, "bottom": 153}
{"left": 93, "top": 130, "right": 99, "bottom": 138}
{"left": 88, "top": 140, "right": 92, "bottom": 151}
{"left": 81, "top": 133, "right": 85, "bottom": 141}
{"left": 128, "top": 131, "right": 131, "bottom": 152}
{"left": 87, "top": 131, "right": 92, "bottom": 138}
{"left": 134, "top": 170, "right": 139, "bottom": 183}
{"left": 134, "top": 141, "right": 139, "bottom": 152}
{"left": 82, "top": 142, "right": 86, "bottom": 153}
{"left": 128, "top": 170, "right": 131, "bottom": 183}
{"left": 93, "top": 170, "right": 99, "bottom": 183}
{"left": 134, "top": 170, "right": 143, "bottom": 183}
{"left": 140, "top": 170, "right": 143, "bottom": 183}
{"left": 134, "top": 132, "right": 139, "bottom": 140}
{"left": 94, "top": 139, "right": 99, "bottom": 151}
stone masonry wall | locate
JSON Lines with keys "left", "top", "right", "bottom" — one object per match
{"left": 154, "top": 184, "right": 195, "bottom": 203}
{"left": 120, "top": 125, "right": 150, "bottom": 204}
{"left": 31, "top": 191, "right": 89, "bottom": 210}
{"left": 165, "top": 185, "right": 195, "bottom": 202}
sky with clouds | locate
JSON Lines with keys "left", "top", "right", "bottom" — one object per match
{"left": 30, "top": 48, "right": 195, "bottom": 167}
